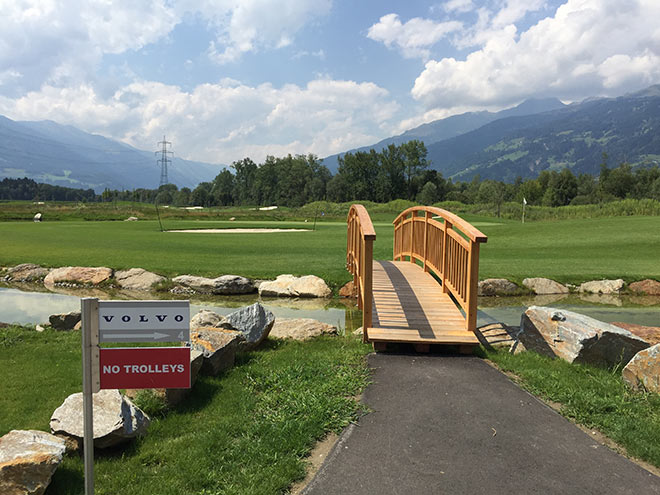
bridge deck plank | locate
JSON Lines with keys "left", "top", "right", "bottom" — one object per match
{"left": 368, "top": 260, "right": 478, "bottom": 345}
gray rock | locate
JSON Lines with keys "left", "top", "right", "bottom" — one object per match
{"left": 115, "top": 268, "right": 166, "bottom": 291}
{"left": 50, "top": 390, "right": 150, "bottom": 449}
{"left": 4, "top": 263, "right": 49, "bottom": 282}
{"left": 519, "top": 306, "right": 649, "bottom": 367}
{"left": 125, "top": 216, "right": 138, "bottom": 221}
{"left": 226, "top": 303, "right": 276, "bottom": 348}
{"left": 478, "top": 278, "right": 519, "bottom": 296}
{"left": 270, "top": 318, "right": 337, "bottom": 340}
{"left": 44, "top": 266, "right": 113, "bottom": 286}
{"left": 258, "top": 274, "right": 331, "bottom": 298}
{"left": 191, "top": 328, "right": 244, "bottom": 375}
{"left": 622, "top": 344, "right": 660, "bottom": 393}
{"left": 522, "top": 277, "right": 569, "bottom": 295}
{"left": 578, "top": 279, "right": 625, "bottom": 294}
{"left": 172, "top": 274, "right": 255, "bottom": 295}
{"left": 190, "top": 310, "right": 234, "bottom": 330}
{"left": 48, "top": 311, "right": 81, "bottom": 331}
{"left": 0, "top": 430, "right": 66, "bottom": 495}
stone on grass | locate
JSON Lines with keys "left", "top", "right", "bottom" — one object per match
{"left": 191, "top": 328, "right": 243, "bottom": 375}
{"left": 0, "top": 429, "right": 66, "bottom": 495}
{"left": 226, "top": 303, "right": 276, "bottom": 349}
{"left": 190, "top": 310, "right": 234, "bottom": 330}
{"left": 115, "top": 268, "right": 165, "bottom": 291}
{"left": 519, "top": 306, "right": 649, "bottom": 367}
{"left": 270, "top": 318, "right": 337, "bottom": 341}
{"left": 125, "top": 216, "right": 138, "bottom": 221}
{"left": 258, "top": 274, "right": 331, "bottom": 298}
{"left": 33, "top": 213, "right": 42, "bottom": 222}
{"left": 50, "top": 389, "right": 149, "bottom": 449}
{"left": 44, "top": 266, "right": 113, "bottom": 286}
{"left": 48, "top": 311, "right": 81, "bottom": 331}
{"left": 622, "top": 344, "right": 660, "bottom": 393}
{"left": 339, "top": 280, "right": 356, "bottom": 298}
{"left": 478, "top": 278, "right": 519, "bottom": 296}
{"left": 628, "top": 279, "right": 660, "bottom": 295}
{"left": 611, "top": 322, "right": 660, "bottom": 346}
{"left": 172, "top": 275, "right": 255, "bottom": 295}
{"left": 522, "top": 277, "right": 569, "bottom": 295}
{"left": 578, "top": 279, "right": 625, "bottom": 294}
{"left": 4, "top": 263, "right": 49, "bottom": 283}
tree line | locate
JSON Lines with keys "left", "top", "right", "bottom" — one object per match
{"left": 2, "top": 146, "right": 660, "bottom": 210}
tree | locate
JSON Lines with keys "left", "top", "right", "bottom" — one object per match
{"left": 231, "top": 158, "right": 258, "bottom": 205}
{"left": 400, "top": 140, "right": 429, "bottom": 200}
{"left": 417, "top": 181, "right": 438, "bottom": 205}
{"left": 211, "top": 169, "right": 235, "bottom": 206}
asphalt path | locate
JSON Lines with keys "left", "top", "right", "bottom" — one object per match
{"left": 303, "top": 352, "right": 660, "bottom": 495}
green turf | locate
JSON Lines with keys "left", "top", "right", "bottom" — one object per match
{"left": 1, "top": 326, "right": 371, "bottom": 494}
{"left": 2, "top": 215, "right": 660, "bottom": 288}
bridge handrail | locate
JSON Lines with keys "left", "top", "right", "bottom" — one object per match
{"left": 346, "top": 204, "right": 376, "bottom": 340}
{"left": 392, "top": 206, "right": 487, "bottom": 332}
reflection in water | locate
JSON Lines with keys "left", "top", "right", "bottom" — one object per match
{"left": 0, "top": 287, "right": 359, "bottom": 331}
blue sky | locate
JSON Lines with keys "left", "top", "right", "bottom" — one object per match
{"left": 1, "top": 0, "right": 659, "bottom": 166}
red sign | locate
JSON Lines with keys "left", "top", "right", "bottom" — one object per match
{"left": 99, "top": 347, "right": 190, "bottom": 390}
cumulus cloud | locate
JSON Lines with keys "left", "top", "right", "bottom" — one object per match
{"left": 0, "top": 0, "right": 177, "bottom": 95}
{"left": 412, "top": 0, "right": 660, "bottom": 110}
{"left": 367, "top": 13, "right": 463, "bottom": 60}
{"left": 0, "top": 78, "right": 398, "bottom": 164}
{"left": 183, "top": 0, "right": 332, "bottom": 64}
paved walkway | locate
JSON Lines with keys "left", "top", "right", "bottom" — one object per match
{"left": 304, "top": 353, "right": 660, "bottom": 494}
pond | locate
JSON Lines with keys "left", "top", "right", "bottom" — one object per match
{"left": 1, "top": 286, "right": 658, "bottom": 330}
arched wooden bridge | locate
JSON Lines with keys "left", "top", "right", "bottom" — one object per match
{"left": 347, "top": 205, "right": 487, "bottom": 352}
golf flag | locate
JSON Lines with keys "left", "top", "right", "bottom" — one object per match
{"left": 523, "top": 197, "right": 527, "bottom": 205}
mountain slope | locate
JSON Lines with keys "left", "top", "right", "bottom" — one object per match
{"left": 426, "top": 88, "right": 660, "bottom": 181}
{"left": 322, "top": 98, "right": 566, "bottom": 172}
{"left": 0, "top": 117, "right": 223, "bottom": 192}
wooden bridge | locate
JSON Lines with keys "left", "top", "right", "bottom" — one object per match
{"left": 346, "top": 204, "right": 487, "bottom": 352}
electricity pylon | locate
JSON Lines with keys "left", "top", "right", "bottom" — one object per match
{"left": 155, "top": 136, "right": 173, "bottom": 186}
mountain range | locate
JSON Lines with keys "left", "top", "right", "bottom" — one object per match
{"left": 0, "top": 117, "right": 223, "bottom": 192}
{"left": 323, "top": 85, "right": 660, "bottom": 182}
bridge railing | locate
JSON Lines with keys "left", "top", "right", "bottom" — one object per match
{"left": 393, "top": 206, "right": 487, "bottom": 332}
{"left": 346, "top": 204, "right": 376, "bottom": 341}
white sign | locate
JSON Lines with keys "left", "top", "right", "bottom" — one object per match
{"left": 98, "top": 300, "right": 190, "bottom": 343}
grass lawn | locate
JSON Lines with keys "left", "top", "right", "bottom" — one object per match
{"left": 2, "top": 214, "right": 660, "bottom": 288}
{"left": 482, "top": 348, "right": 660, "bottom": 467}
{"left": 1, "top": 325, "right": 372, "bottom": 495}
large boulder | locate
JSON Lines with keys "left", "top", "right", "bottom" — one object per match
{"left": 172, "top": 275, "right": 255, "bottom": 295}
{"left": 519, "top": 306, "right": 649, "bottom": 367}
{"left": 0, "top": 430, "right": 66, "bottom": 495}
{"left": 522, "top": 277, "right": 569, "bottom": 295}
{"left": 628, "top": 279, "right": 660, "bottom": 295}
{"left": 339, "top": 280, "right": 357, "bottom": 298}
{"left": 48, "top": 311, "right": 81, "bottom": 331}
{"left": 622, "top": 344, "right": 660, "bottom": 393}
{"left": 478, "top": 278, "right": 519, "bottom": 296}
{"left": 226, "top": 303, "right": 276, "bottom": 348}
{"left": 270, "top": 318, "right": 337, "bottom": 341}
{"left": 50, "top": 390, "right": 149, "bottom": 449}
{"left": 44, "top": 266, "right": 113, "bottom": 286}
{"left": 190, "top": 310, "right": 234, "bottom": 330}
{"left": 4, "top": 263, "right": 49, "bottom": 283}
{"left": 191, "top": 328, "right": 243, "bottom": 375}
{"left": 611, "top": 322, "right": 660, "bottom": 346}
{"left": 578, "top": 279, "right": 625, "bottom": 294}
{"left": 115, "top": 268, "right": 165, "bottom": 291}
{"left": 258, "top": 274, "right": 331, "bottom": 298}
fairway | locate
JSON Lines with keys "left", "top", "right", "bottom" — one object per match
{"left": 2, "top": 215, "right": 660, "bottom": 288}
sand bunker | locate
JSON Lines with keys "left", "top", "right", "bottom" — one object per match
{"left": 168, "top": 228, "right": 309, "bottom": 234}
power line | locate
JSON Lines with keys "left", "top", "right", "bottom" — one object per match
{"left": 155, "top": 136, "right": 173, "bottom": 187}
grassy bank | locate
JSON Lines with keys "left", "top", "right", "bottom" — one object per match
{"left": 0, "top": 325, "right": 371, "bottom": 494}
{"left": 2, "top": 214, "right": 660, "bottom": 288}
{"left": 482, "top": 348, "right": 660, "bottom": 468}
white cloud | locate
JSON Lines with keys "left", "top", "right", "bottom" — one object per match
{"left": 0, "top": 78, "right": 398, "bottom": 164}
{"left": 367, "top": 13, "right": 463, "bottom": 60}
{"left": 412, "top": 0, "right": 660, "bottom": 110}
{"left": 0, "top": 0, "right": 177, "bottom": 95}
{"left": 442, "top": 0, "right": 474, "bottom": 14}
{"left": 183, "top": 0, "right": 332, "bottom": 64}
